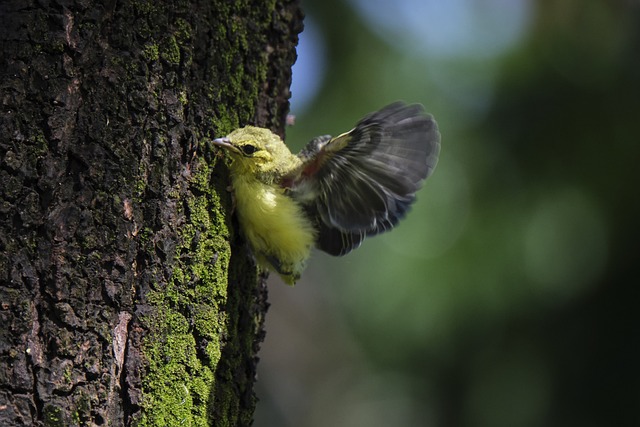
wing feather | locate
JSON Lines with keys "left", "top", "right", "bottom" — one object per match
{"left": 288, "top": 102, "right": 440, "bottom": 256}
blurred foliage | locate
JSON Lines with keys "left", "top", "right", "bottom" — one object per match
{"left": 255, "top": 0, "right": 640, "bottom": 426}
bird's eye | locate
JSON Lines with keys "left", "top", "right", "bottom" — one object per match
{"left": 241, "top": 144, "right": 258, "bottom": 156}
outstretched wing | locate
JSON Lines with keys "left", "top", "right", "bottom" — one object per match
{"left": 287, "top": 102, "right": 440, "bottom": 256}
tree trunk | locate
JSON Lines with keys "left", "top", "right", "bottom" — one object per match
{"left": 0, "top": 0, "right": 302, "bottom": 425}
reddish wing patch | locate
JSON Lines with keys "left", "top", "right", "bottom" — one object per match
{"left": 283, "top": 132, "right": 351, "bottom": 188}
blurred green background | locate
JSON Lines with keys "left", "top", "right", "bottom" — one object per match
{"left": 254, "top": 0, "right": 640, "bottom": 426}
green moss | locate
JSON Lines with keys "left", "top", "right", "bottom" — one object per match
{"left": 140, "top": 306, "right": 216, "bottom": 425}
{"left": 132, "top": 0, "right": 158, "bottom": 15}
{"left": 51, "top": 40, "right": 65, "bottom": 53}
{"left": 31, "top": 129, "right": 48, "bottom": 156}
{"left": 142, "top": 43, "right": 160, "bottom": 61}
{"left": 74, "top": 391, "right": 91, "bottom": 422}
{"left": 139, "top": 153, "right": 231, "bottom": 425}
{"left": 63, "top": 364, "right": 72, "bottom": 383}
{"left": 174, "top": 18, "right": 193, "bottom": 41}
{"left": 133, "top": 155, "right": 150, "bottom": 202}
{"left": 209, "top": 105, "right": 238, "bottom": 138}
{"left": 160, "top": 36, "right": 181, "bottom": 65}
{"left": 43, "top": 405, "right": 64, "bottom": 427}
{"left": 178, "top": 90, "right": 188, "bottom": 106}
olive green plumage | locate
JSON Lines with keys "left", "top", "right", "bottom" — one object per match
{"left": 213, "top": 102, "right": 440, "bottom": 284}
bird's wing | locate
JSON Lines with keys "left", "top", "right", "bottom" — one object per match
{"left": 285, "top": 102, "right": 440, "bottom": 256}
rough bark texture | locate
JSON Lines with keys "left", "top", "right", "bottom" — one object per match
{"left": 0, "top": 0, "right": 303, "bottom": 425}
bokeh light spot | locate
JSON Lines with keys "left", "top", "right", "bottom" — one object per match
{"left": 348, "top": 0, "right": 533, "bottom": 58}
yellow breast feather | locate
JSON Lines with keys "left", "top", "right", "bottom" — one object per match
{"left": 232, "top": 174, "right": 315, "bottom": 285}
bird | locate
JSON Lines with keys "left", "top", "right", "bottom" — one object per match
{"left": 212, "top": 102, "right": 440, "bottom": 285}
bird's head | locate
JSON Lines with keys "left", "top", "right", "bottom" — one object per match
{"left": 213, "top": 126, "right": 296, "bottom": 180}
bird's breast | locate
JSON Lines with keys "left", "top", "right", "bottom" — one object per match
{"left": 231, "top": 175, "right": 316, "bottom": 262}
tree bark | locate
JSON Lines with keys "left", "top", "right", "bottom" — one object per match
{"left": 0, "top": 0, "right": 302, "bottom": 425}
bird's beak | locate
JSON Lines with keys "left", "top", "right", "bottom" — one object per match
{"left": 212, "top": 137, "right": 240, "bottom": 154}
{"left": 212, "top": 137, "right": 232, "bottom": 148}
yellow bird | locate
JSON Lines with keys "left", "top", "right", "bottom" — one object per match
{"left": 213, "top": 102, "right": 440, "bottom": 285}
